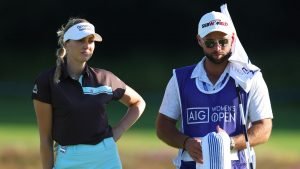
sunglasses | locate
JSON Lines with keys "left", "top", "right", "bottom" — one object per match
{"left": 204, "top": 39, "right": 229, "bottom": 48}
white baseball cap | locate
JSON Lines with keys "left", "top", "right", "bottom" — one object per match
{"left": 63, "top": 22, "right": 102, "bottom": 42}
{"left": 198, "top": 11, "right": 233, "bottom": 38}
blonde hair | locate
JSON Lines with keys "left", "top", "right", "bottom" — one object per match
{"left": 53, "top": 18, "right": 90, "bottom": 84}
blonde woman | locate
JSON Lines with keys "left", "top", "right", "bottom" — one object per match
{"left": 32, "top": 18, "right": 146, "bottom": 169}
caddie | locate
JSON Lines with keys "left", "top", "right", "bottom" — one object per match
{"left": 156, "top": 9, "right": 273, "bottom": 169}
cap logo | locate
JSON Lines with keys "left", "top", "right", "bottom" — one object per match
{"left": 63, "top": 22, "right": 102, "bottom": 42}
{"left": 202, "top": 19, "right": 228, "bottom": 28}
{"left": 77, "top": 25, "right": 92, "bottom": 31}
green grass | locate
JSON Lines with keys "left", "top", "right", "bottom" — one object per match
{"left": 0, "top": 125, "right": 299, "bottom": 169}
{"left": 0, "top": 125, "right": 165, "bottom": 151}
{"left": 117, "top": 129, "right": 175, "bottom": 152}
{"left": 0, "top": 124, "right": 39, "bottom": 150}
{"left": 270, "top": 130, "right": 300, "bottom": 152}
{"left": 2, "top": 94, "right": 300, "bottom": 130}
{"left": 0, "top": 125, "right": 299, "bottom": 155}
{"left": 255, "top": 129, "right": 300, "bottom": 160}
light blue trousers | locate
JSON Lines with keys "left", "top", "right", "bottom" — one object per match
{"left": 53, "top": 137, "right": 122, "bottom": 169}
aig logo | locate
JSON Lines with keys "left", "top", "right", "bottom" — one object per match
{"left": 186, "top": 106, "right": 236, "bottom": 124}
{"left": 186, "top": 107, "right": 209, "bottom": 124}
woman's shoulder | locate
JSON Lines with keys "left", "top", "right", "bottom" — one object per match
{"left": 90, "top": 67, "right": 112, "bottom": 74}
{"left": 89, "top": 67, "right": 125, "bottom": 87}
{"left": 89, "top": 67, "right": 117, "bottom": 78}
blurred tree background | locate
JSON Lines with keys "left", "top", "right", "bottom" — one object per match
{"left": 1, "top": 0, "right": 299, "bottom": 128}
{"left": 0, "top": 0, "right": 299, "bottom": 168}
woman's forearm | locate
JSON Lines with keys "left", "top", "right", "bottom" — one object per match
{"left": 113, "top": 99, "right": 145, "bottom": 141}
{"left": 40, "top": 139, "right": 54, "bottom": 169}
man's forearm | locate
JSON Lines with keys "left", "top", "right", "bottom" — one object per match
{"left": 156, "top": 114, "right": 188, "bottom": 149}
{"left": 233, "top": 119, "right": 272, "bottom": 150}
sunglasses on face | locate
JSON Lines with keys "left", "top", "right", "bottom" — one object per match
{"left": 204, "top": 39, "right": 229, "bottom": 48}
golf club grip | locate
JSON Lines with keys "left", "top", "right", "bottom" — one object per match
{"left": 250, "top": 163, "right": 254, "bottom": 169}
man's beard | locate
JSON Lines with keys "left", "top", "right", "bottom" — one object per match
{"left": 205, "top": 51, "right": 232, "bottom": 64}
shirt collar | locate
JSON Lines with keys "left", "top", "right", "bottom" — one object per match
{"left": 191, "top": 56, "right": 231, "bottom": 83}
{"left": 60, "top": 59, "right": 91, "bottom": 80}
{"left": 191, "top": 57, "right": 206, "bottom": 79}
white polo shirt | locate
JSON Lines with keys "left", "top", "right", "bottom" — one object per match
{"left": 159, "top": 57, "right": 273, "bottom": 123}
{"left": 159, "top": 57, "right": 273, "bottom": 167}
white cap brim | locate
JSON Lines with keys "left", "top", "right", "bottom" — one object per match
{"left": 200, "top": 27, "right": 233, "bottom": 38}
{"left": 63, "top": 22, "right": 102, "bottom": 42}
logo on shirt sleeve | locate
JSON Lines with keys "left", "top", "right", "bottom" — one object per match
{"left": 32, "top": 84, "right": 38, "bottom": 94}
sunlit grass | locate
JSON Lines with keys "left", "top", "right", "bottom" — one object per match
{"left": 0, "top": 124, "right": 39, "bottom": 149}
{"left": 0, "top": 125, "right": 173, "bottom": 153}
{"left": 255, "top": 129, "right": 300, "bottom": 162}
{"left": 1, "top": 125, "right": 299, "bottom": 156}
{"left": 0, "top": 125, "right": 299, "bottom": 169}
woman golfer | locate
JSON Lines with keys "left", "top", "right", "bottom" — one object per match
{"left": 32, "top": 17, "right": 146, "bottom": 169}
